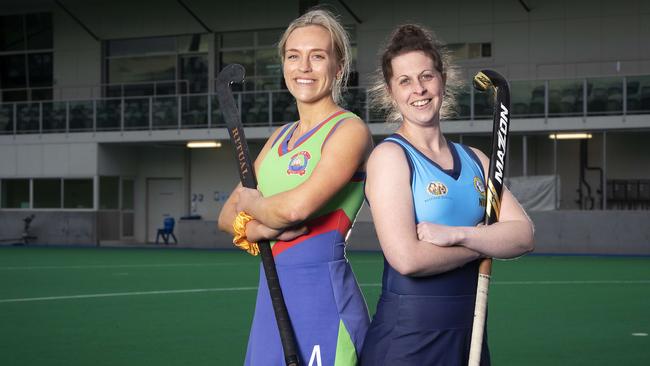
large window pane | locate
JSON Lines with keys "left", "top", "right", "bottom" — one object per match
{"left": 257, "top": 30, "right": 283, "bottom": 46}
{"left": 549, "top": 79, "right": 583, "bottom": 116}
{"left": 271, "top": 90, "right": 296, "bottom": 124}
{"left": 42, "top": 102, "right": 66, "bottom": 132}
{"left": 587, "top": 77, "right": 622, "bottom": 116}
{"left": 1, "top": 179, "right": 29, "bottom": 208}
{"left": 182, "top": 95, "right": 207, "bottom": 128}
{"left": 220, "top": 50, "right": 255, "bottom": 79}
{"left": 241, "top": 92, "right": 269, "bottom": 125}
{"left": 180, "top": 55, "right": 208, "bottom": 93}
{"left": 177, "top": 34, "right": 209, "bottom": 53}
{"left": 0, "top": 104, "right": 14, "bottom": 134}
{"left": 153, "top": 96, "right": 178, "bottom": 128}
{"left": 64, "top": 179, "right": 93, "bottom": 209}
{"left": 474, "top": 88, "right": 494, "bottom": 119}
{"left": 511, "top": 80, "right": 545, "bottom": 118}
{"left": 626, "top": 75, "right": 650, "bottom": 114}
{"left": 97, "top": 99, "right": 121, "bottom": 130}
{"left": 100, "top": 176, "right": 119, "bottom": 209}
{"left": 16, "top": 103, "right": 39, "bottom": 132}
{"left": 0, "top": 55, "right": 27, "bottom": 89}
{"left": 26, "top": 13, "right": 52, "bottom": 50}
{"left": 108, "top": 56, "right": 176, "bottom": 84}
{"left": 255, "top": 49, "right": 281, "bottom": 78}
{"left": 0, "top": 15, "right": 25, "bottom": 51}
{"left": 34, "top": 178, "right": 61, "bottom": 208}
{"left": 124, "top": 98, "right": 149, "bottom": 130}
{"left": 69, "top": 101, "right": 93, "bottom": 131}
{"left": 28, "top": 53, "right": 53, "bottom": 87}
{"left": 107, "top": 37, "right": 176, "bottom": 57}
{"left": 221, "top": 32, "right": 254, "bottom": 48}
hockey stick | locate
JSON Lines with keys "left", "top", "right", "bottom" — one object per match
{"left": 216, "top": 64, "right": 300, "bottom": 366}
{"left": 468, "top": 69, "right": 511, "bottom": 366}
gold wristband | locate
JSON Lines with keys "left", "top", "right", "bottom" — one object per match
{"left": 232, "top": 211, "right": 259, "bottom": 256}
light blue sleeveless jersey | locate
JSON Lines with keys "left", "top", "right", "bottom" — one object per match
{"left": 386, "top": 134, "right": 487, "bottom": 227}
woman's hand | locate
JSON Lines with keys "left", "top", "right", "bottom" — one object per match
{"left": 416, "top": 222, "right": 463, "bottom": 247}
{"left": 246, "top": 220, "right": 309, "bottom": 242}
{"left": 235, "top": 187, "right": 263, "bottom": 214}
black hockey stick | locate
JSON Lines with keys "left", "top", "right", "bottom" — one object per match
{"left": 216, "top": 64, "right": 300, "bottom": 366}
{"left": 468, "top": 70, "right": 511, "bottom": 366}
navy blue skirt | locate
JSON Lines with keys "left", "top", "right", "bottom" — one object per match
{"left": 360, "top": 291, "right": 491, "bottom": 366}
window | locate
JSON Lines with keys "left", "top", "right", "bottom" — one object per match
{"left": 63, "top": 179, "right": 93, "bottom": 209}
{"left": 447, "top": 42, "right": 491, "bottom": 61}
{"left": 1, "top": 177, "right": 96, "bottom": 210}
{"left": 105, "top": 34, "right": 209, "bottom": 96}
{"left": 33, "top": 178, "right": 61, "bottom": 208}
{"left": 0, "top": 13, "right": 53, "bottom": 102}
{"left": 1, "top": 179, "right": 29, "bottom": 208}
{"left": 100, "top": 176, "right": 119, "bottom": 209}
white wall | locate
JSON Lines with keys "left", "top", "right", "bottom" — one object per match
{"left": 97, "top": 144, "right": 138, "bottom": 176}
{"left": 0, "top": 142, "right": 97, "bottom": 178}
{"left": 187, "top": 140, "right": 265, "bottom": 221}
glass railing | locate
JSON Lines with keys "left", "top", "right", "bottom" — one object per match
{"left": 1, "top": 75, "right": 649, "bottom": 136}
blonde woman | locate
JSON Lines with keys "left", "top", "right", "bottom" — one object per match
{"left": 218, "top": 9, "right": 372, "bottom": 366}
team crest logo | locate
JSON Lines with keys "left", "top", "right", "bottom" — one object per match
{"left": 474, "top": 176, "right": 486, "bottom": 194}
{"left": 287, "top": 151, "right": 311, "bottom": 176}
{"left": 475, "top": 176, "right": 487, "bottom": 207}
{"left": 427, "top": 181, "right": 448, "bottom": 196}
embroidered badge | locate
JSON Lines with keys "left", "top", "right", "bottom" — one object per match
{"left": 427, "top": 181, "right": 448, "bottom": 196}
{"left": 474, "top": 176, "right": 486, "bottom": 195}
{"left": 287, "top": 151, "right": 311, "bottom": 176}
{"left": 475, "top": 176, "right": 487, "bottom": 207}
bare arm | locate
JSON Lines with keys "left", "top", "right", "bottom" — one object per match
{"left": 416, "top": 147, "right": 534, "bottom": 259}
{"left": 217, "top": 125, "right": 306, "bottom": 241}
{"left": 236, "top": 117, "right": 372, "bottom": 229}
{"left": 366, "top": 142, "right": 481, "bottom": 277}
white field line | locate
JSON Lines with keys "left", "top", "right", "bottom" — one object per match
{"left": 1, "top": 280, "right": 649, "bottom": 304}
{"left": 0, "top": 262, "right": 245, "bottom": 270}
{"left": 0, "top": 287, "right": 259, "bottom": 303}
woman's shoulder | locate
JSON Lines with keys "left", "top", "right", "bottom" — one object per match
{"left": 369, "top": 138, "right": 409, "bottom": 164}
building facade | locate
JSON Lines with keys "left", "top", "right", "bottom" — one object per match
{"left": 1, "top": 0, "right": 649, "bottom": 252}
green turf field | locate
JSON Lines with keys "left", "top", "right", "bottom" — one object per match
{"left": 0, "top": 247, "right": 649, "bottom": 365}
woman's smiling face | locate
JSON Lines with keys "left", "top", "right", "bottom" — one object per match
{"left": 388, "top": 50, "right": 446, "bottom": 126}
{"left": 283, "top": 25, "right": 340, "bottom": 105}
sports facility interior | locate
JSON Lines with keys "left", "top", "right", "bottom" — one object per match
{"left": 1, "top": 1, "right": 648, "bottom": 365}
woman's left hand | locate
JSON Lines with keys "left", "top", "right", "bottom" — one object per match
{"left": 235, "top": 187, "right": 262, "bottom": 214}
{"left": 416, "top": 222, "right": 462, "bottom": 247}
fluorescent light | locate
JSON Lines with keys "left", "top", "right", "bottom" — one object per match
{"left": 549, "top": 133, "right": 593, "bottom": 140}
{"left": 187, "top": 141, "right": 222, "bottom": 148}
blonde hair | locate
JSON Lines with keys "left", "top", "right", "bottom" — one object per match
{"left": 369, "top": 24, "right": 462, "bottom": 125}
{"left": 278, "top": 9, "right": 352, "bottom": 105}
